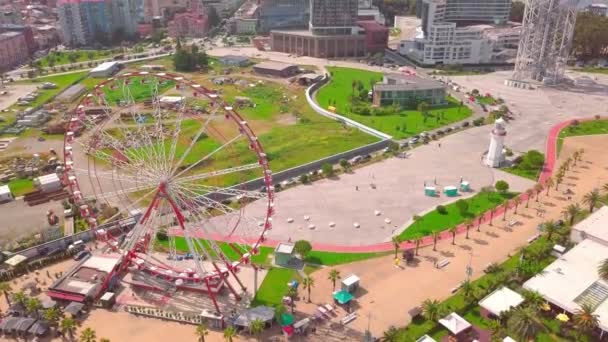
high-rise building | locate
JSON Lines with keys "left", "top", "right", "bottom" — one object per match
{"left": 58, "top": 0, "right": 112, "bottom": 46}
{"left": 0, "top": 31, "right": 29, "bottom": 72}
{"left": 309, "top": 0, "right": 359, "bottom": 35}
{"left": 110, "top": 0, "right": 139, "bottom": 38}
{"left": 400, "top": 0, "right": 520, "bottom": 65}
{"left": 258, "top": 0, "right": 309, "bottom": 33}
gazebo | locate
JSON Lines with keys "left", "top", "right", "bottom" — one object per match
{"left": 333, "top": 290, "right": 354, "bottom": 305}
{"left": 479, "top": 286, "right": 524, "bottom": 318}
{"left": 438, "top": 312, "right": 472, "bottom": 337}
{"left": 64, "top": 302, "right": 85, "bottom": 318}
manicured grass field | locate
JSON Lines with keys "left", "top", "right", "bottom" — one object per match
{"left": 398, "top": 191, "right": 517, "bottom": 240}
{"left": 304, "top": 250, "right": 388, "bottom": 265}
{"left": 102, "top": 77, "right": 175, "bottom": 104}
{"left": 503, "top": 164, "right": 542, "bottom": 181}
{"left": 576, "top": 67, "right": 608, "bottom": 75}
{"left": 156, "top": 237, "right": 274, "bottom": 265}
{"left": 232, "top": 83, "right": 284, "bottom": 120}
{"left": 250, "top": 267, "right": 299, "bottom": 307}
{"left": 316, "top": 67, "right": 472, "bottom": 139}
{"left": 18, "top": 72, "right": 88, "bottom": 108}
{"left": 557, "top": 119, "right": 608, "bottom": 153}
{"left": 475, "top": 95, "right": 495, "bottom": 105}
{"left": 3, "top": 178, "right": 35, "bottom": 197}
{"left": 37, "top": 50, "right": 113, "bottom": 67}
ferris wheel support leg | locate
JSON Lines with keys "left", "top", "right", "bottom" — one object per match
{"left": 205, "top": 278, "right": 221, "bottom": 314}
{"left": 209, "top": 261, "right": 242, "bottom": 302}
{"left": 227, "top": 266, "right": 247, "bottom": 293}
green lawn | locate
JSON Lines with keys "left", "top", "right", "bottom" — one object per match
{"left": 576, "top": 67, "right": 608, "bottom": 75}
{"left": 250, "top": 267, "right": 299, "bottom": 307}
{"left": 3, "top": 178, "right": 35, "bottom": 197}
{"left": 475, "top": 95, "right": 495, "bottom": 105}
{"left": 557, "top": 119, "right": 608, "bottom": 153}
{"left": 398, "top": 191, "right": 517, "bottom": 240}
{"left": 503, "top": 165, "right": 542, "bottom": 181}
{"left": 37, "top": 50, "right": 113, "bottom": 67}
{"left": 156, "top": 237, "right": 274, "bottom": 265}
{"left": 230, "top": 83, "right": 284, "bottom": 120}
{"left": 316, "top": 67, "right": 472, "bottom": 139}
{"left": 101, "top": 77, "right": 175, "bottom": 104}
{"left": 18, "top": 71, "right": 88, "bottom": 108}
{"left": 304, "top": 250, "right": 388, "bottom": 265}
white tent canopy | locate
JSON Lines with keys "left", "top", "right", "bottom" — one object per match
{"left": 438, "top": 312, "right": 472, "bottom": 335}
{"left": 479, "top": 286, "right": 524, "bottom": 316}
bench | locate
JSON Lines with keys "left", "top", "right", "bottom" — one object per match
{"left": 508, "top": 220, "right": 520, "bottom": 227}
{"left": 341, "top": 312, "right": 357, "bottom": 325}
{"left": 436, "top": 259, "right": 450, "bottom": 269}
{"left": 527, "top": 234, "right": 540, "bottom": 244}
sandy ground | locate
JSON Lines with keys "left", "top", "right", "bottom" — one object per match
{"left": 291, "top": 135, "right": 608, "bottom": 337}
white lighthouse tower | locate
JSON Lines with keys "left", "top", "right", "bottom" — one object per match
{"left": 485, "top": 118, "right": 507, "bottom": 168}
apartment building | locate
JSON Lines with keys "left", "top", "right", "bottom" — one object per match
{"left": 57, "top": 0, "right": 112, "bottom": 46}
{"left": 401, "top": 0, "right": 520, "bottom": 65}
{"left": 309, "top": 0, "right": 359, "bottom": 35}
{"left": 258, "top": 0, "right": 309, "bottom": 33}
{"left": 0, "top": 31, "right": 29, "bottom": 71}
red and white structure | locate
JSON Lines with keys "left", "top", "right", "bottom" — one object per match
{"left": 62, "top": 72, "right": 275, "bottom": 313}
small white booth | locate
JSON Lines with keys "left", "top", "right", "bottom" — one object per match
{"left": 0, "top": 185, "right": 14, "bottom": 203}
{"left": 341, "top": 274, "right": 360, "bottom": 293}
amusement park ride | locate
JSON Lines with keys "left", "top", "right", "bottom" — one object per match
{"left": 61, "top": 72, "right": 275, "bottom": 313}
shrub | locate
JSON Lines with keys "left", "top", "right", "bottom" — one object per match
{"left": 455, "top": 199, "right": 469, "bottom": 216}
{"left": 156, "top": 230, "right": 168, "bottom": 241}
{"left": 339, "top": 158, "right": 349, "bottom": 170}
{"left": 495, "top": 180, "right": 510, "bottom": 193}
{"left": 595, "top": 115, "right": 601, "bottom": 120}
{"left": 294, "top": 240, "right": 312, "bottom": 258}
{"left": 462, "top": 121, "right": 470, "bottom": 127}
{"left": 571, "top": 119, "right": 580, "bottom": 126}
{"left": 505, "top": 148, "right": 514, "bottom": 157}
{"left": 321, "top": 163, "right": 334, "bottom": 177}
{"left": 299, "top": 174, "right": 309, "bottom": 184}
{"left": 473, "top": 117, "right": 485, "bottom": 126}
{"left": 436, "top": 205, "right": 448, "bottom": 215}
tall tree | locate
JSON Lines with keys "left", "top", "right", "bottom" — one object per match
{"left": 513, "top": 196, "right": 522, "bottom": 214}
{"left": 303, "top": 276, "right": 315, "bottom": 303}
{"left": 391, "top": 236, "right": 401, "bottom": 258}
{"left": 80, "top": 327, "right": 96, "bottom": 342}
{"left": 294, "top": 240, "right": 313, "bottom": 259}
{"left": 583, "top": 190, "right": 602, "bottom": 213}
{"left": 26, "top": 297, "right": 42, "bottom": 318}
{"left": 223, "top": 326, "right": 237, "bottom": 342}
{"left": 43, "top": 307, "right": 63, "bottom": 334}
{"left": 196, "top": 323, "right": 209, "bottom": 342}
{"left": 60, "top": 317, "right": 77, "bottom": 340}
{"left": 598, "top": 258, "right": 608, "bottom": 282}
{"left": 573, "top": 12, "right": 608, "bottom": 60}
{"left": 465, "top": 219, "right": 473, "bottom": 239}
{"left": 543, "top": 220, "right": 558, "bottom": 241}
{"left": 525, "top": 189, "right": 534, "bottom": 208}
{"left": 328, "top": 269, "right": 341, "bottom": 292}
{"left": 449, "top": 226, "right": 457, "bottom": 245}
{"left": 562, "top": 203, "right": 582, "bottom": 226}
{"left": 574, "top": 303, "right": 600, "bottom": 336}
{"left": 421, "top": 299, "right": 443, "bottom": 321}
{"left": 507, "top": 307, "right": 543, "bottom": 341}
{"left": 545, "top": 177, "right": 555, "bottom": 196}
{"left": 432, "top": 231, "right": 439, "bottom": 251}
{"left": 381, "top": 325, "right": 400, "bottom": 342}
{"left": 249, "top": 318, "right": 265, "bottom": 342}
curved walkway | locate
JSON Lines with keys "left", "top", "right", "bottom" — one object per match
{"left": 172, "top": 116, "right": 595, "bottom": 252}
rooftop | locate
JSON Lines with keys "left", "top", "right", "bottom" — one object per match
{"left": 0, "top": 184, "right": 10, "bottom": 195}
{"left": 90, "top": 61, "right": 119, "bottom": 73}
{"left": 275, "top": 242, "right": 294, "bottom": 254}
{"left": 572, "top": 206, "right": 608, "bottom": 245}
{"left": 254, "top": 61, "right": 297, "bottom": 71}
{"left": 375, "top": 73, "right": 445, "bottom": 91}
{"left": 524, "top": 239, "right": 608, "bottom": 331}
{"left": 479, "top": 286, "right": 524, "bottom": 316}
{"left": 438, "top": 312, "right": 471, "bottom": 335}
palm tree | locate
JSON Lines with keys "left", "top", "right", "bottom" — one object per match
{"left": 525, "top": 189, "right": 534, "bottom": 208}
{"left": 488, "top": 319, "right": 506, "bottom": 340}
{"left": 414, "top": 235, "right": 422, "bottom": 256}
{"left": 26, "top": 297, "right": 42, "bottom": 318}
{"left": 502, "top": 200, "right": 509, "bottom": 221}
{"left": 303, "top": 276, "right": 315, "bottom": 303}
{"left": 603, "top": 182, "right": 608, "bottom": 195}
{"left": 421, "top": 299, "right": 443, "bottom": 321}
{"left": 507, "top": 306, "right": 543, "bottom": 341}
{"left": 460, "top": 280, "right": 476, "bottom": 303}
{"left": 381, "top": 326, "right": 399, "bottom": 342}
{"left": 534, "top": 183, "right": 544, "bottom": 202}
{"left": 522, "top": 289, "right": 545, "bottom": 311}
{"left": 196, "top": 323, "right": 209, "bottom": 342}
{"left": 545, "top": 177, "right": 555, "bottom": 196}
{"left": 513, "top": 196, "right": 522, "bottom": 214}
{"left": 574, "top": 303, "right": 599, "bottom": 335}
{"left": 328, "top": 269, "right": 341, "bottom": 291}
{"left": 572, "top": 150, "right": 580, "bottom": 166}
{"left": 223, "top": 326, "right": 237, "bottom": 342}
{"left": 562, "top": 203, "right": 582, "bottom": 226}
{"left": 286, "top": 286, "right": 297, "bottom": 313}
{"left": 79, "top": 327, "right": 96, "bottom": 342}
{"left": 249, "top": 318, "right": 265, "bottom": 342}
{"left": 13, "top": 290, "right": 27, "bottom": 306}
{"left": 43, "top": 307, "right": 63, "bottom": 334}
{"left": 432, "top": 231, "right": 439, "bottom": 251}
{"left": 391, "top": 236, "right": 401, "bottom": 259}
{"left": 477, "top": 215, "right": 483, "bottom": 232}
{"left": 598, "top": 259, "right": 608, "bottom": 282}
{"left": 60, "top": 317, "right": 77, "bottom": 340}
{"left": 100, "top": 339, "right": 110, "bottom": 342}
{"left": 543, "top": 220, "right": 558, "bottom": 241}
{"left": 555, "top": 172, "right": 564, "bottom": 190}
{"left": 0, "top": 282, "right": 12, "bottom": 306}
{"left": 465, "top": 219, "right": 473, "bottom": 239}
{"left": 449, "top": 226, "right": 457, "bottom": 244}
{"left": 583, "top": 190, "right": 602, "bottom": 213}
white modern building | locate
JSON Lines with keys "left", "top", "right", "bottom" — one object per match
{"left": 525, "top": 207, "right": 608, "bottom": 334}
{"left": 89, "top": 61, "right": 120, "bottom": 78}
{"left": 399, "top": 0, "right": 520, "bottom": 65}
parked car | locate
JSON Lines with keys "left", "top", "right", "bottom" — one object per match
{"left": 409, "top": 137, "right": 419, "bottom": 145}
{"left": 349, "top": 155, "right": 363, "bottom": 165}
{"left": 361, "top": 154, "right": 372, "bottom": 162}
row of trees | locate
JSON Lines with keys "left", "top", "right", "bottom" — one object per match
{"left": 173, "top": 40, "right": 209, "bottom": 72}
{"left": 0, "top": 285, "right": 109, "bottom": 342}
